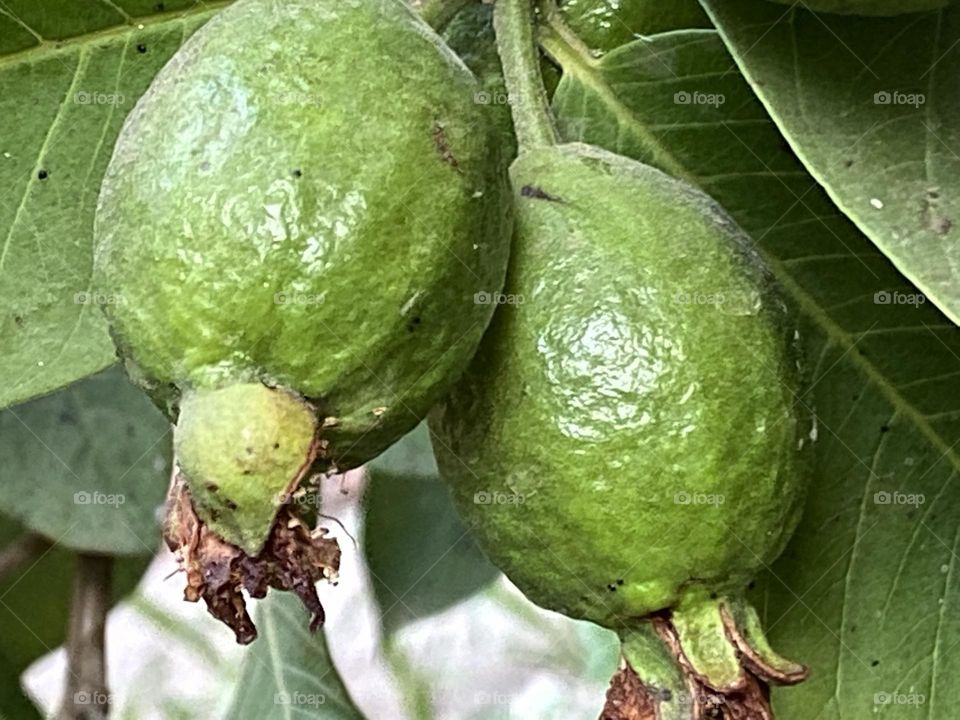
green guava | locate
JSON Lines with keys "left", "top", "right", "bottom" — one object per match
{"left": 94, "top": 0, "right": 509, "bottom": 640}
{"left": 763, "top": 0, "right": 949, "bottom": 15}
{"left": 95, "top": 0, "right": 508, "bottom": 536}
{"left": 430, "top": 143, "right": 814, "bottom": 710}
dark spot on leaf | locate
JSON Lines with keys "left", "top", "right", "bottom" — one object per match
{"left": 844, "top": 159, "right": 854, "bottom": 168}
{"left": 880, "top": 425, "right": 890, "bottom": 433}
{"left": 291, "top": 168, "right": 303, "bottom": 178}
{"left": 245, "top": 447, "right": 254, "bottom": 455}
{"left": 137, "top": 44, "right": 148, "bottom": 54}
{"left": 520, "top": 185, "right": 563, "bottom": 202}
{"left": 709, "top": 592, "right": 718, "bottom": 600}
{"left": 155, "top": 2, "right": 165, "bottom": 10}
{"left": 747, "top": 581, "right": 756, "bottom": 590}
{"left": 242, "top": 469, "right": 252, "bottom": 475}
{"left": 37, "top": 169, "right": 48, "bottom": 180}
{"left": 607, "top": 583, "right": 617, "bottom": 592}
{"left": 126, "top": 424, "right": 136, "bottom": 437}
{"left": 224, "top": 498, "right": 238, "bottom": 511}
{"left": 205, "top": 482, "right": 219, "bottom": 493}
{"left": 58, "top": 412, "right": 76, "bottom": 424}
{"left": 407, "top": 316, "right": 422, "bottom": 333}
{"left": 617, "top": 578, "right": 624, "bottom": 586}
{"left": 273, "top": 442, "right": 280, "bottom": 449}
{"left": 13, "top": 315, "right": 24, "bottom": 327}
{"left": 871, "top": 660, "right": 880, "bottom": 667}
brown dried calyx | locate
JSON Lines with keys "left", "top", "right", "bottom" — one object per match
{"left": 601, "top": 613, "right": 799, "bottom": 720}
{"left": 164, "top": 471, "right": 341, "bottom": 644}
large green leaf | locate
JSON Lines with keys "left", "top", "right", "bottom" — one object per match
{"left": 223, "top": 592, "right": 364, "bottom": 720}
{"left": 364, "top": 424, "right": 498, "bottom": 634}
{"left": 0, "top": 0, "right": 229, "bottom": 411}
{"left": 559, "top": 0, "right": 710, "bottom": 55}
{"left": 0, "top": 518, "right": 148, "bottom": 719}
{"left": 699, "top": 0, "right": 960, "bottom": 326}
{"left": 0, "top": 366, "right": 170, "bottom": 555}
{"left": 549, "top": 26, "right": 960, "bottom": 719}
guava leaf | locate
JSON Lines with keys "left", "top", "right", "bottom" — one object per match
{"left": 363, "top": 424, "right": 498, "bottom": 634}
{"left": 0, "top": 517, "right": 149, "bottom": 719}
{"left": 559, "top": 0, "right": 710, "bottom": 55}
{"left": 223, "top": 592, "right": 364, "bottom": 720}
{"left": 697, "top": 0, "right": 960, "bottom": 326}
{"left": 0, "top": 0, "right": 230, "bottom": 411}
{"left": 549, "top": 27, "right": 960, "bottom": 719}
{"left": 0, "top": 366, "right": 170, "bottom": 555}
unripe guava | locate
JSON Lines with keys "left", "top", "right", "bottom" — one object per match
{"left": 431, "top": 143, "right": 813, "bottom": 703}
{"left": 763, "top": 0, "right": 949, "bottom": 14}
{"left": 94, "top": 0, "right": 510, "bottom": 554}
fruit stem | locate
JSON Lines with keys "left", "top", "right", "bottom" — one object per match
{"left": 494, "top": 0, "right": 559, "bottom": 151}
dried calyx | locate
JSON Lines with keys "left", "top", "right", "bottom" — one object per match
{"left": 164, "top": 471, "right": 340, "bottom": 644}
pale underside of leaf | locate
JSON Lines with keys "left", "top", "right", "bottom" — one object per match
{"left": 699, "top": 0, "right": 960, "bottom": 326}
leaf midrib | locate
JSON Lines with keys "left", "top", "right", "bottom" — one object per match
{"left": 543, "top": 24, "right": 960, "bottom": 474}
{"left": 0, "top": 0, "right": 231, "bottom": 69}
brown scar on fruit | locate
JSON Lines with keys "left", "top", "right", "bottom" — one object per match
{"left": 432, "top": 122, "right": 462, "bottom": 172}
{"left": 164, "top": 470, "right": 340, "bottom": 644}
{"left": 520, "top": 184, "right": 563, "bottom": 202}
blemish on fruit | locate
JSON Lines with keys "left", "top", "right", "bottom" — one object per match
{"left": 432, "top": 123, "right": 461, "bottom": 172}
{"left": 520, "top": 185, "right": 562, "bottom": 202}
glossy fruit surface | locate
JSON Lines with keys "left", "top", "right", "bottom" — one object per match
{"left": 431, "top": 142, "right": 812, "bottom": 628}
{"left": 95, "top": 0, "right": 510, "bottom": 477}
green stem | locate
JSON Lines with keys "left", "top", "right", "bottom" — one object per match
{"left": 494, "top": 0, "right": 559, "bottom": 151}
{"left": 418, "top": 0, "right": 472, "bottom": 32}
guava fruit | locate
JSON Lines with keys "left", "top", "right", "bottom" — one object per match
{"left": 763, "top": 0, "right": 949, "bottom": 15}
{"left": 430, "top": 142, "right": 813, "bottom": 714}
{"left": 94, "top": 0, "right": 509, "bottom": 641}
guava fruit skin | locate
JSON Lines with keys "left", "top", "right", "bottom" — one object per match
{"left": 763, "top": 0, "right": 949, "bottom": 15}
{"left": 430, "top": 143, "right": 811, "bottom": 628}
{"left": 174, "top": 384, "right": 317, "bottom": 555}
{"left": 94, "top": 0, "right": 510, "bottom": 471}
